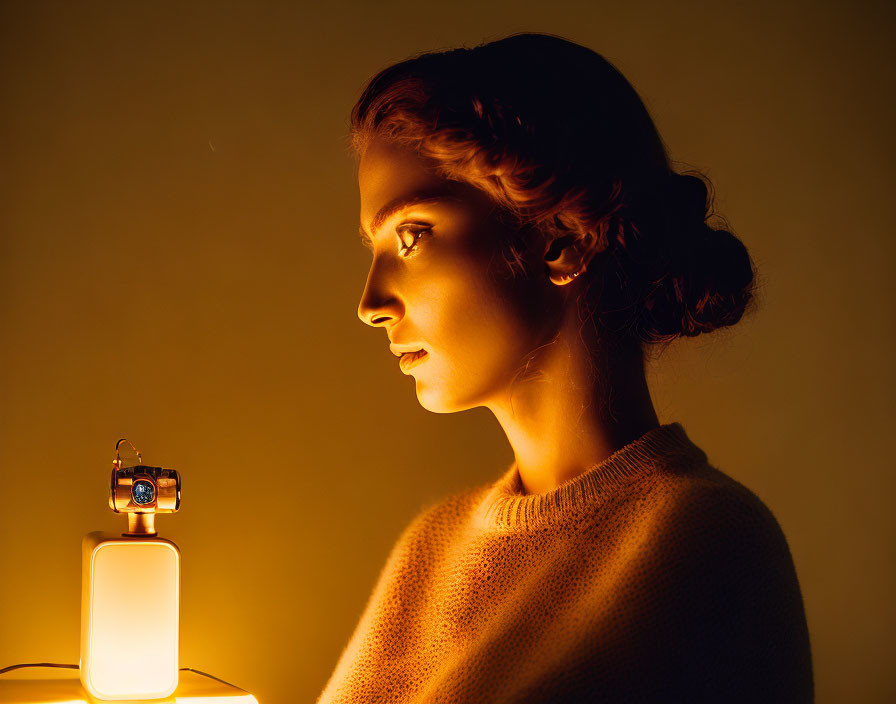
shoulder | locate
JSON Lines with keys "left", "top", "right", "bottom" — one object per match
{"left": 405, "top": 483, "right": 490, "bottom": 535}
{"left": 631, "top": 465, "right": 814, "bottom": 700}
{"left": 366, "top": 483, "right": 488, "bottom": 597}
{"left": 641, "top": 461, "right": 793, "bottom": 559}
{"left": 608, "top": 460, "right": 808, "bottom": 625}
{"left": 388, "top": 483, "right": 490, "bottom": 551}
{"left": 649, "top": 463, "right": 811, "bottom": 634}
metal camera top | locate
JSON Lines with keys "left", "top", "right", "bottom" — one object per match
{"left": 110, "top": 439, "right": 181, "bottom": 536}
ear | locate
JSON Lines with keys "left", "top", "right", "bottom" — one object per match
{"left": 543, "top": 233, "right": 597, "bottom": 286}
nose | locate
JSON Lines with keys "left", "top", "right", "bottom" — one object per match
{"left": 357, "top": 262, "right": 403, "bottom": 328}
{"left": 358, "top": 299, "right": 398, "bottom": 327}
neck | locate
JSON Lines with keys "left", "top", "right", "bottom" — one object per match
{"left": 486, "top": 313, "right": 659, "bottom": 496}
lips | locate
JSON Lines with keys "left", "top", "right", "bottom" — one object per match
{"left": 390, "top": 343, "right": 427, "bottom": 358}
{"left": 398, "top": 349, "right": 428, "bottom": 374}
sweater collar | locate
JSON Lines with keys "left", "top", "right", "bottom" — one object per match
{"left": 471, "top": 422, "right": 707, "bottom": 532}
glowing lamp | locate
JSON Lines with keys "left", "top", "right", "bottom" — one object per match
{"left": 79, "top": 440, "right": 182, "bottom": 700}
{"left": 80, "top": 533, "right": 180, "bottom": 699}
{"left": 1, "top": 439, "right": 257, "bottom": 703}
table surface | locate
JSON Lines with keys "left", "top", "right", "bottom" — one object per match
{"left": 0, "top": 666, "right": 258, "bottom": 703}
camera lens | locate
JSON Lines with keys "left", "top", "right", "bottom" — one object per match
{"left": 132, "top": 479, "right": 156, "bottom": 505}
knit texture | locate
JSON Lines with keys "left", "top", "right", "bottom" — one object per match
{"left": 316, "top": 422, "right": 814, "bottom": 703}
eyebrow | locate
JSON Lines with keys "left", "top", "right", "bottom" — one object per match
{"left": 358, "top": 192, "right": 464, "bottom": 246}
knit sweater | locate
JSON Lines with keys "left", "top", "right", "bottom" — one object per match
{"left": 316, "top": 422, "right": 813, "bottom": 703}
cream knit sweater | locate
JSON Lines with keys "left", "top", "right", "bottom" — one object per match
{"left": 317, "top": 422, "right": 813, "bottom": 703}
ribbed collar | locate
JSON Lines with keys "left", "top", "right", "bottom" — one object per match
{"left": 471, "top": 422, "right": 707, "bottom": 532}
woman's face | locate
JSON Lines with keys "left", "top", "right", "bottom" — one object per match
{"left": 357, "top": 134, "right": 563, "bottom": 413}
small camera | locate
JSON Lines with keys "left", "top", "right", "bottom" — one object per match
{"left": 109, "top": 439, "right": 181, "bottom": 535}
{"left": 110, "top": 465, "right": 181, "bottom": 514}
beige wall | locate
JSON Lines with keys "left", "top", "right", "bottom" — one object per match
{"left": 1, "top": 1, "right": 893, "bottom": 702}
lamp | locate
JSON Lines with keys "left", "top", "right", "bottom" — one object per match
{"left": 79, "top": 440, "right": 182, "bottom": 701}
{"left": 1, "top": 439, "right": 258, "bottom": 703}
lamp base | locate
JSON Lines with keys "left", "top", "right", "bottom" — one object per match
{"left": 80, "top": 531, "right": 180, "bottom": 700}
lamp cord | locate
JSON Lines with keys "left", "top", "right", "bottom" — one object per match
{"left": 0, "top": 663, "right": 77, "bottom": 674}
{"left": 0, "top": 663, "right": 243, "bottom": 690}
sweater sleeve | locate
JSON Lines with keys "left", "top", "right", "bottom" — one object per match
{"left": 606, "top": 481, "right": 815, "bottom": 703}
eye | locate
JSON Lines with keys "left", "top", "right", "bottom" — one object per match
{"left": 397, "top": 225, "right": 430, "bottom": 257}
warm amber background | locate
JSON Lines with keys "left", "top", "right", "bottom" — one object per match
{"left": 1, "top": 1, "right": 893, "bottom": 702}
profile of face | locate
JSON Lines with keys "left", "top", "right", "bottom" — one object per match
{"left": 357, "top": 135, "right": 568, "bottom": 414}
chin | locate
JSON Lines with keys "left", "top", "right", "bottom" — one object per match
{"left": 413, "top": 379, "right": 484, "bottom": 414}
{"left": 415, "top": 383, "right": 458, "bottom": 414}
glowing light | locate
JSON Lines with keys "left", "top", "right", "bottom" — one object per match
{"left": 81, "top": 537, "right": 180, "bottom": 700}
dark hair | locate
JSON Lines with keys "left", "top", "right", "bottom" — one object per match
{"left": 350, "top": 32, "right": 758, "bottom": 349}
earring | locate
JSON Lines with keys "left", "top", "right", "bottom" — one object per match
{"left": 560, "top": 267, "right": 586, "bottom": 282}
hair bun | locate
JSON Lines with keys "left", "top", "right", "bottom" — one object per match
{"left": 666, "top": 172, "right": 709, "bottom": 231}
{"left": 634, "top": 171, "right": 757, "bottom": 343}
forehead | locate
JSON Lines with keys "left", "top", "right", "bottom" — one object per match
{"left": 358, "top": 135, "right": 460, "bottom": 231}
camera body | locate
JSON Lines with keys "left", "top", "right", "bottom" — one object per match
{"left": 109, "top": 464, "right": 181, "bottom": 514}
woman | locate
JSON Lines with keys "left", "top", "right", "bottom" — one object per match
{"left": 318, "top": 33, "right": 813, "bottom": 703}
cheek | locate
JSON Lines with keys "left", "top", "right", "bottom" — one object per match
{"left": 414, "top": 253, "right": 542, "bottom": 383}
